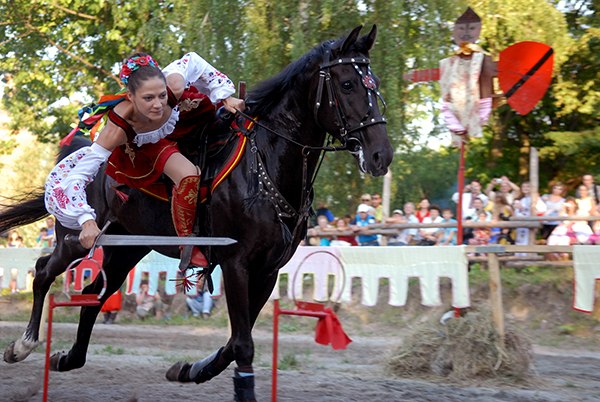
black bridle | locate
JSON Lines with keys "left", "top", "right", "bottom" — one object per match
{"left": 233, "top": 52, "right": 389, "bottom": 242}
{"left": 313, "top": 54, "right": 387, "bottom": 145}
{"left": 237, "top": 52, "right": 387, "bottom": 152}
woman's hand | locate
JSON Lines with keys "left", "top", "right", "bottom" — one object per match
{"left": 79, "top": 220, "right": 101, "bottom": 249}
{"left": 222, "top": 96, "right": 245, "bottom": 114}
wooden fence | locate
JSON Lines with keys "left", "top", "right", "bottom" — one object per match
{"left": 307, "top": 216, "right": 600, "bottom": 246}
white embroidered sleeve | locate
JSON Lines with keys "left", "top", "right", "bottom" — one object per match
{"left": 162, "top": 52, "right": 235, "bottom": 104}
{"left": 44, "top": 142, "right": 112, "bottom": 230}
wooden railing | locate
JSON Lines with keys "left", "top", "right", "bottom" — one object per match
{"left": 307, "top": 220, "right": 540, "bottom": 239}
{"left": 307, "top": 216, "right": 600, "bottom": 242}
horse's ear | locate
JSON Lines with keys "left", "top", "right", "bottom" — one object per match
{"left": 357, "top": 25, "right": 377, "bottom": 52}
{"left": 341, "top": 25, "right": 363, "bottom": 53}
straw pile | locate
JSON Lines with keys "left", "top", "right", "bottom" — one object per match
{"left": 387, "top": 306, "right": 533, "bottom": 381}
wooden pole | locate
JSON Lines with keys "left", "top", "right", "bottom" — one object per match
{"left": 382, "top": 169, "right": 392, "bottom": 219}
{"left": 272, "top": 299, "right": 280, "bottom": 402}
{"left": 529, "top": 147, "right": 539, "bottom": 246}
{"left": 238, "top": 81, "right": 246, "bottom": 99}
{"left": 456, "top": 140, "right": 466, "bottom": 245}
{"left": 38, "top": 293, "right": 49, "bottom": 343}
{"left": 487, "top": 252, "right": 505, "bottom": 338}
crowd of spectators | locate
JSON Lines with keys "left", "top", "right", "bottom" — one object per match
{"left": 308, "top": 174, "right": 600, "bottom": 247}
{"left": 0, "top": 217, "right": 56, "bottom": 249}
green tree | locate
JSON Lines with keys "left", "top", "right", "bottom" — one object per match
{"left": 0, "top": 0, "right": 185, "bottom": 142}
{"left": 0, "top": 0, "right": 595, "bottom": 215}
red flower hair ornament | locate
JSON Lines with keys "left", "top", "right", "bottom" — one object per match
{"left": 119, "top": 55, "right": 160, "bottom": 85}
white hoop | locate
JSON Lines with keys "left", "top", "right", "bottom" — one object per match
{"left": 63, "top": 254, "right": 107, "bottom": 300}
{"left": 291, "top": 250, "right": 346, "bottom": 307}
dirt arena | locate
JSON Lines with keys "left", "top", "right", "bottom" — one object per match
{"left": 1, "top": 318, "right": 599, "bottom": 402}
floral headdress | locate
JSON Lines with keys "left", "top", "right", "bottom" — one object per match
{"left": 119, "top": 55, "right": 160, "bottom": 85}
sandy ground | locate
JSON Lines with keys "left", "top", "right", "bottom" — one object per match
{"left": 0, "top": 321, "right": 599, "bottom": 402}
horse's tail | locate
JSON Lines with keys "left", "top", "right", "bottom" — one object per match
{"left": 0, "top": 136, "right": 92, "bottom": 233}
{"left": 0, "top": 191, "right": 48, "bottom": 233}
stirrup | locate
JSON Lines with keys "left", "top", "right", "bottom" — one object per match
{"left": 179, "top": 245, "right": 208, "bottom": 271}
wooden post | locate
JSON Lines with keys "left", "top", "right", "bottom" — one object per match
{"left": 380, "top": 169, "right": 392, "bottom": 246}
{"left": 529, "top": 147, "right": 539, "bottom": 246}
{"left": 456, "top": 140, "right": 466, "bottom": 245}
{"left": 382, "top": 169, "right": 392, "bottom": 220}
{"left": 238, "top": 81, "right": 246, "bottom": 99}
{"left": 487, "top": 251, "right": 505, "bottom": 338}
{"left": 38, "top": 293, "right": 50, "bottom": 343}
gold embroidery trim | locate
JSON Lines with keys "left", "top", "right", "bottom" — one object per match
{"left": 179, "top": 98, "right": 202, "bottom": 112}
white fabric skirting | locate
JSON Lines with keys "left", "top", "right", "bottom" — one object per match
{"left": 273, "top": 246, "right": 470, "bottom": 308}
{"left": 573, "top": 245, "right": 600, "bottom": 312}
{"left": 4, "top": 246, "right": 598, "bottom": 313}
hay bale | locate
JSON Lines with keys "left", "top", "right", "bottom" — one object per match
{"left": 387, "top": 306, "right": 533, "bottom": 381}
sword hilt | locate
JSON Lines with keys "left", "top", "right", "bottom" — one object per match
{"left": 64, "top": 234, "right": 80, "bottom": 247}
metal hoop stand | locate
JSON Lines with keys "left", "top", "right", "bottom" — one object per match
{"left": 271, "top": 251, "right": 347, "bottom": 402}
{"left": 43, "top": 252, "right": 107, "bottom": 402}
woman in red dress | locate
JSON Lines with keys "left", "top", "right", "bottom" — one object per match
{"left": 45, "top": 53, "right": 244, "bottom": 267}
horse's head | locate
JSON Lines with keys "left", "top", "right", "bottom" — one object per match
{"left": 313, "top": 25, "right": 393, "bottom": 176}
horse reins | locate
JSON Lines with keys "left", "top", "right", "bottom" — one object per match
{"left": 235, "top": 52, "right": 388, "bottom": 245}
{"left": 236, "top": 52, "right": 387, "bottom": 152}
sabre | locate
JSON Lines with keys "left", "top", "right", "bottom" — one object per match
{"left": 65, "top": 234, "right": 237, "bottom": 247}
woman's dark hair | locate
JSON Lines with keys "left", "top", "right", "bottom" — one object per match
{"left": 123, "top": 52, "right": 165, "bottom": 94}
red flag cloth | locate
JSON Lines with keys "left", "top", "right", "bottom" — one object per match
{"left": 314, "top": 307, "right": 352, "bottom": 350}
{"left": 100, "top": 290, "right": 122, "bottom": 313}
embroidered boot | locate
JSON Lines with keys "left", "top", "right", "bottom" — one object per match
{"left": 171, "top": 175, "right": 208, "bottom": 268}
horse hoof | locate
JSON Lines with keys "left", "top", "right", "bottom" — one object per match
{"left": 3, "top": 342, "right": 19, "bottom": 363}
{"left": 49, "top": 352, "right": 63, "bottom": 371}
{"left": 165, "top": 362, "right": 192, "bottom": 382}
{"left": 3, "top": 338, "right": 38, "bottom": 363}
{"left": 190, "top": 346, "right": 225, "bottom": 384}
{"left": 49, "top": 351, "right": 85, "bottom": 372}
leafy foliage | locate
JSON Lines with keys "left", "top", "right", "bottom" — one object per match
{"left": 0, "top": 0, "right": 597, "bottom": 215}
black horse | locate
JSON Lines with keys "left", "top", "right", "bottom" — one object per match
{"left": 1, "top": 25, "right": 392, "bottom": 401}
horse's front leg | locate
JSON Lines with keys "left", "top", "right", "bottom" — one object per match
{"left": 167, "top": 262, "right": 253, "bottom": 387}
{"left": 50, "top": 246, "right": 149, "bottom": 371}
{"left": 4, "top": 250, "right": 81, "bottom": 363}
{"left": 167, "top": 266, "right": 279, "bottom": 402}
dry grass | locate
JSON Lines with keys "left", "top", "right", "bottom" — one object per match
{"left": 387, "top": 304, "right": 533, "bottom": 382}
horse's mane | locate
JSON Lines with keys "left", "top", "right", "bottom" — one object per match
{"left": 247, "top": 39, "right": 337, "bottom": 117}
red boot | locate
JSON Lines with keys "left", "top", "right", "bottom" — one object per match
{"left": 171, "top": 175, "right": 208, "bottom": 267}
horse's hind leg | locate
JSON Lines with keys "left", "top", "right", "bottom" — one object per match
{"left": 50, "top": 245, "right": 149, "bottom": 372}
{"left": 4, "top": 248, "right": 84, "bottom": 363}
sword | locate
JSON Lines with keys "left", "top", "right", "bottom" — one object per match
{"left": 98, "top": 235, "right": 237, "bottom": 246}
{"left": 65, "top": 234, "right": 237, "bottom": 247}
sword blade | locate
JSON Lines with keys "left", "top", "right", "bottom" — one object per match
{"left": 95, "top": 235, "right": 237, "bottom": 247}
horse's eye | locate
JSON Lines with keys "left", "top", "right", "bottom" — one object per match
{"left": 342, "top": 81, "right": 353, "bottom": 92}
